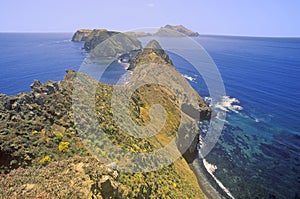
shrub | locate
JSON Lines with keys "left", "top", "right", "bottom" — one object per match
{"left": 58, "top": 141, "right": 69, "bottom": 152}
{"left": 32, "top": 130, "right": 39, "bottom": 135}
{"left": 39, "top": 155, "right": 51, "bottom": 165}
{"left": 55, "top": 132, "right": 64, "bottom": 138}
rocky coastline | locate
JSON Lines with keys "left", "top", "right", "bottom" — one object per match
{"left": 72, "top": 24, "right": 199, "bottom": 44}
{"left": 1, "top": 29, "right": 211, "bottom": 198}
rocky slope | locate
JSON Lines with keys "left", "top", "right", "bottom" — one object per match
{"left": 127, "top": 40, "right": 211, "bottom": 161}
{"left": 1, "top": 156, "right": 131, "bottom": 198}
{"left": 128, "top": 40, "right": 173, "bottom": 70}
{"left": 0, "top": 39, "right": 210, "bottom": 198}
{"left": 72, "top": 29, "right": 142, "bottom": 58}
{"left": 0, "top": 71, "right": 88, "bottom": 173}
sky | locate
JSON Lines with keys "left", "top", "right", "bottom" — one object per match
{"left": 0, "top": 0, "right": 299, "bottom": 37}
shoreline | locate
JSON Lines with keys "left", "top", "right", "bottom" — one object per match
{"left": 188, "top": 157, "right": 229, "bottom": 199}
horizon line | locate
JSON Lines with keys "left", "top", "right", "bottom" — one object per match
{"left": 0, "top": 31, "right": 299, "bottom": 39}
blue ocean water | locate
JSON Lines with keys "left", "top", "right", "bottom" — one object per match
{"left": 0, "top": 33, "right": 299, "bottom": 198}
{"left": 189, "top": 36, "right": 300, "bottom": 199}
{"left": 0, "top": 33, "right": 85, "bottom": 95}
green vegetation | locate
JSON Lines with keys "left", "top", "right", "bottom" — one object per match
{"left": 58, "top": 141, "right": 69, "bottom": 152}
{"left": 0, "top": 38, "right": 210, "bottom": 198}
{"left": 39, "top": 155, "right": 51, "bottom": 165}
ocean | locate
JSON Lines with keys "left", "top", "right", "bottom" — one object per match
{"left": 195, "top": 36, "right": 300, "bottom": 199}
{"left": 0, "top": 33, "right": 86, "bottom": 95}
{"left": 0, "top": 33, "right": 299, "bottom": 199}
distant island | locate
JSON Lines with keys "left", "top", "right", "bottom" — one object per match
{"left": 0, "top": 28, "right": 213, "bottom": 198}
{"left": 71, "top": 25, "right": 200, "bottom": 58}
{"left": 155, "top": 25, "right": 200, "bottom": 37}
{"left": 72, "top": 24, "right": 200, "bottom": 42}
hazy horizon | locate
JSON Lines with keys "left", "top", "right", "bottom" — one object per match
{"left": 0, "top": 0, "right": 299, "bottom": 37}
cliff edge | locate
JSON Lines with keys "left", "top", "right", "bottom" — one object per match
{"left": 0, "top": 39, "right": 210, "bottom": 199}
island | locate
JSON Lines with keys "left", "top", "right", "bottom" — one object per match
{"left": 0, "top": 29, "right": 211, "bottom": 198}
{"left": 71, "top": 25, "right": 200, "bottom": 45}
{"left": 155, "top": 25, "right": 200, "bottom": 37}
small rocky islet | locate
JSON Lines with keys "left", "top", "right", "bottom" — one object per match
{"left": 0, "top": 26, "right": 211, "bottom": 198}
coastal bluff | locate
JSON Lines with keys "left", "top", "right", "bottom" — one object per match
{"left": 71, "top": 29, "right": 93, "bottom": 42}
{"left": 1, "top": 34, "right": 210, "bottom": 198}
{"left": 72, "top": 29, "right": 142, "bottom": 57}
{"left": 0, "top": 68, "right": 208, "bottom": 198}
{"left": 71, "top": 25, "right": 199, "bottom": 47}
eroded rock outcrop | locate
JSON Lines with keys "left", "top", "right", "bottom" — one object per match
{"left": 72, "top": 29, "right": 93, "bottom": 42}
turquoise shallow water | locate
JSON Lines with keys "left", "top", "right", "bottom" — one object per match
{"left": 0, "top": 33, "right": 299, "bottom": 199}
{"left": 169, "top": 36, "right": 300, "bottom": 199}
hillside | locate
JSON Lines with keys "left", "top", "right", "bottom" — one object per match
{"left": 0, "top": 38, "right": 210, "bottom": 198}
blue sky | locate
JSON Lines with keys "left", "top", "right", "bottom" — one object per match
{"left": 0, "top": 0, "right": 299, "bottom": 36}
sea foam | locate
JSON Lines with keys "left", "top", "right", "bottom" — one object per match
{"left": 182, "top": 74, "right": 196, "bottom": 82}
{"left": 205, "top": 96, "right": 243, "bottom": 113}
{"left": 203, "top": 159, "right": 235, "bottom": 199}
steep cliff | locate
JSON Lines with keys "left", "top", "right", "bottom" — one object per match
{"left": 80, "top": 29, "right": 142, "bottom": 58}
{"left": 72, "top": 29, "right": 93, "bottom": 42}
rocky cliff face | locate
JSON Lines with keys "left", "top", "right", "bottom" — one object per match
{"left": 83, "top": 29, "right": 119, "bottom": 51}
{"left": 72, "top": 29, "right": 143, "bottom": 58}
{"left": 81, "top": 29, "right": 142, "bottom": 58}
{"left": 72, "top": 29, "right": 93, "bottom": 42}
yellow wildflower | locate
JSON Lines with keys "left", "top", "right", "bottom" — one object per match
{"left": 58, "top": 141, "right": 69, "bottom": 152}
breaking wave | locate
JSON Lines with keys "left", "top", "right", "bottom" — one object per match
{"left": 182, "top": 74, "right": 196, "bottom": 82}
{"left": 205, "top": 96, "right": 243, "bottom": 113}
{"left": 203, "top": 159, "right": 235, "bottom": 199}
